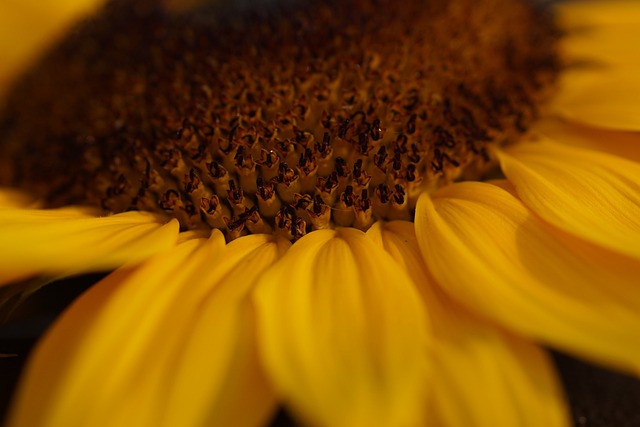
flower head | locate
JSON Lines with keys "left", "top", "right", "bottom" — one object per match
{"left": 1, "top": 0, "right": 639, "bottom": 426}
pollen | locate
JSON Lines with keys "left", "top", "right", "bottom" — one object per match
{"left": 0, "top": 0, "right": 559, "bottom": 240}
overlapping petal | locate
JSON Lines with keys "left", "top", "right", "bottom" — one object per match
{"left": 161, "top": 234, "right": 290, "bottom": 427}
{"left": 368, "top": 221, "right": 570, "bottom": 427}
{"left": 253, "top": 228, "right": 429, "bottom": 427}
{"left": 0, "top": 207, "right": 180, "bottom": 285}
{"left": 497, "top": 139, "right": 640, "bottom": 259}
{"left": 415, "top": 182, "right": 640, "bottom": 375}
{"left": 8, "top": 232, "right": 288, "bottom": 427}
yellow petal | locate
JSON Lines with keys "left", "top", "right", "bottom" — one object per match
{"left": 554, "top": 1, "right": 640, "bottom": 29}
{"left": 497, "top": 140, "right": 640, "bottom": 259}
{"left": 491, "top": 176, "right": 640, "bottom": 310}
{"left": 0, "top": 208, "right": 179, "bottom": 285}
{"left": 162, "top": 234, "right": 290, "bottom": 427}
{"left": 0, "top": 0, "right": 105, "bottom": 99}
{"left": 254, "top": 228, "right": 429, "bottom": 427}
{"left": 560, "top": 24, "right": 640, "bottom": 66}
{"left": 368, "top": 221, "right": 570, "bottom": 427}
{"left": 549, "top": 66, "right": 640, "bottom": 131}
{"left": 555, "top": 0, "right": 640, "bottom": 67}
{"left": 8, "top": 232, "right": 286, "bottom": 427}
{"left": 415, "top": 182, "right": 640, "bottom": 375}
{"left": 533, "top": 118, "right": 640, "bottom": 164}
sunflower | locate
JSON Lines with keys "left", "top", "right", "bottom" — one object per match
{"left": 0, "top": 0, "right": 639, "bottom": 426}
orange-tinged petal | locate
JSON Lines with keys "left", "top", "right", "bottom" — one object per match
{"left": 8, "top": 232, "right": 286, "bottom": 427}
{"left": 533, "top": 118, "right": 640, "bottom": 164}
{"left": 368, "top": 221, "right": 570, "bottom": 427}
{"left": 560, "top": 24, "right": 640, "bottom": 66}
{"left": 0, "top": 208, "right": 180, "bottom": 285}
{"left": 549, "top": 66, "right": 640, "bottom": 131}
{"left": 415, "top": 182, "right": 640, "bottom": 375}
{"left": 0, "top": 0, "right": 105, "bottom": 98}
{"left": 554, "top": 1, "right": 640, "bottom": 29}
{"left": 555, "top": 1, "right": 640, "bottom": 66}
{"left": 8, "top": 237, "right": 221, "bottom": 427}
{"left": 162, "top": 234, "right": 290, "bottom": 427}
{"left": 254, "top": 228, "right": 429, "bottom": 427}
{"left": 497, "top": 139, "right": 640, "bottom": 259}
{"left": 8, "top": 237, "right": 215, "bottom": 427}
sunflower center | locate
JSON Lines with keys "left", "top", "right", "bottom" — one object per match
{"left": 0, "top": 0, "right": 558, "bottom": 240}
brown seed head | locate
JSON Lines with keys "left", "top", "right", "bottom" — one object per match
{"left": 0, "top": 0, "right": 559, "bottom": 240}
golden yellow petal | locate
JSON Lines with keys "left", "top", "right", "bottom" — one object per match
{"left": 490, "top": 177, "right": 640, "bottom": 310}
{"left": 253, "top": 228, "right": 429, "bottom": 427}
{"left": 8, "top": 238, "right": 217, "bottom": 427}
{"left": 549, "top": 67, "right": 640, "bottom": 131}
{"left": 554, "top": 1, "right": 640, "bottom": 29}
{"left": 0, "top": 208, "right": 180, "bottom": 285}
{"left": 0, "top": 0, "right": 105, "bottom": 99}
{"left": 8, "top": 232, "right": 284, "bottom": 427}
{"left": 415, "top": 182, "right": 640, "bottom": 375}
{"left": 498, "top": 139, "right": 640, "bottom": 259}
{"left": 556, "top": 0, "right": 640, "bottom": 66}
{"left": 533, "top": 118, "right": 640, "bottom": 164}
{"left": 368, "top": 221, "right": 570, "bottom": 427}
{"left": 560, "top": 24, "right": 640, "bottom": 66}
{"left": 161, "top": 234, "right": 290, "bottom": 427}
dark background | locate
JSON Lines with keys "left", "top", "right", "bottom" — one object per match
{"left": 1, "top": 274, "right": 640, "bottom": 426}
